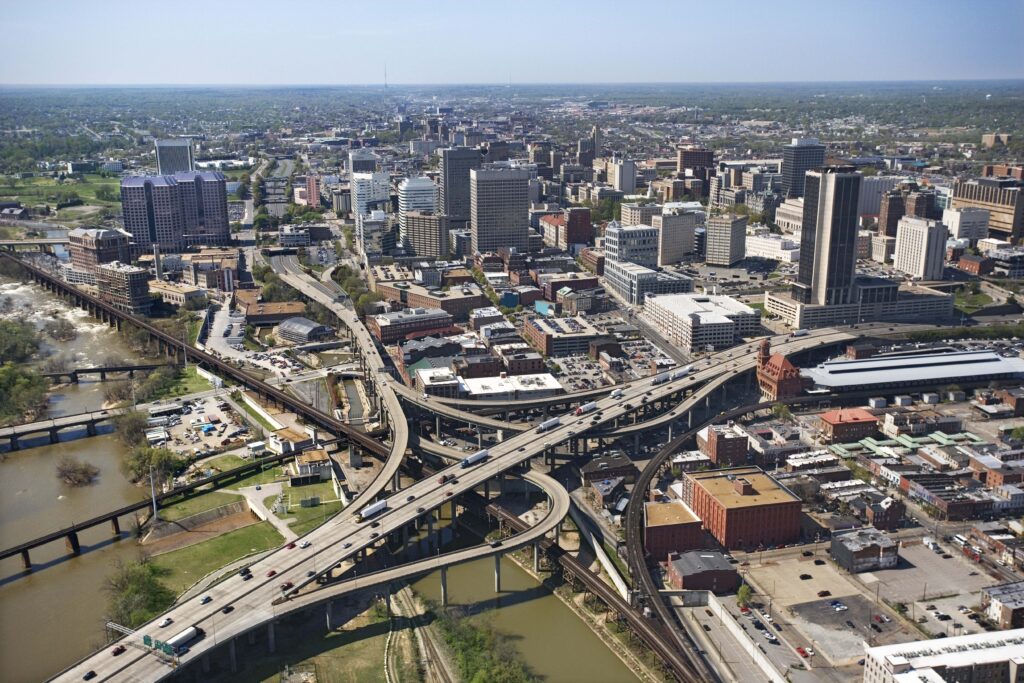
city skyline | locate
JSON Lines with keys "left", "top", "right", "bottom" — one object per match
{"left": 2, "top": 0, "right": 1022, "bottom": 86}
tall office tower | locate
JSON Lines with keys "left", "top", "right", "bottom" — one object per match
{"left": 176, "top": 172, "right": 230, "bottom": 246}
{"left": 398, "top": 176, "right": 437, "bottom": 246}
{"left": 348, "top": 148, "right": 379, "bottom": 173}
{"left": 792, "top": 166, "right": 862, "bottom": 306}
{"left": 577, "top": 126, "right": 600, "bottom": 166}
{"left": 154, "top": 139, "right": 195, "bottom": 175}
{"left": 470, "top": 167, "right": 530, "bottom": 254}
{"left": 404, "top": 211, "right": 451, "bottom": 260}
{"left": 563, "top": 206, "right": 593, "bottom": 246}
{"left": 894, "top": 216, "right": 947, "bottom": 281}
{"left": 439, "top": 146, "right": 482, "bottom": 223}
{"left": 549, "top": 150, "right": 564, "bottom": 175}
{"left": 305, "top": 175, "right": 321, "bottom": 208}
{"left": 781, "top": 137, "right": 826, "bottom": 198}
{"left": 676, "top": 145, "right": 714, "bottom": 173}
{"left": 943, "top": 207, "right": 989, "bottom": 244}
{"left": 608, "top": 158, "right": 637, "bottom": 194}
{"left": 905, "top": 190, "right": 938, "bottom": 220}
{"left": 856, "top": 175, "right": 902, "bottom": 219}
{"left": 705, "top": 214, "right": 747, "bottom": 266}
{"left": 351, "top": 171, "right": 391, "bottom": 220}
{"left": 528, "top": 141, "right": 551, "bottom": 164}
{"left": 878, "top": 187, "right": 908, "bottom": 237}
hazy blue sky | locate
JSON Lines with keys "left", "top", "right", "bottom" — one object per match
{"left": 2, "top": 0, "right": 1022, "bottom": 85}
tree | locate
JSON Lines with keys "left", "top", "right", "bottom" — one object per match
{"left": 103, "top": 558, "right": 175, "bottom": 629}
{"left": 56, "top": 455, "right": 100, "bottom": 486}
{"left": 772, "top": 403, "right": 793, "bottom": 422}
{"left": 1011, "top": 426, "right": 1024, "bottom": 441}
{"left": 737, "top": 584, "right": 752, "bottom": 607}
{"left": 0, "top": 318, "right": 40, "bottom": 363}
{"left": 0, "top": 362, "right": 48, "bottom": 427}
{"left": 121, "top": 445, "right": 185, "bottom": 486}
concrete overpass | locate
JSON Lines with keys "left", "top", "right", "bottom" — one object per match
{"left": 49, "top": 323, "right": 853, "bottom": 682}
{"left": 0, "top": 409, "right": 123, "bottom": 451}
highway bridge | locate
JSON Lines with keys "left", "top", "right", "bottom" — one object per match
{"left": 40, "top": 363, "right": 169, "bottom": 384}
{"left": 0, "top": 408, "right": 123, "bottom": 451}
{"left": 50, "top": 318, "right": 850, "bottom": 682}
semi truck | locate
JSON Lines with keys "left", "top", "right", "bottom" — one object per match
{"left": 651, "top": 372, "right": 671, "bottom": 386}
{"left": 461, "top": 449, "right": 490, "bottom": 468}
{"left": 671, "top": 365, "right": 694, "bottom": 380}
{"left": 610, "top": 389, "right": 624, "bottom": 399}
{"left": 358, "top": 500, "right": 388, "bottom": 521}
{"left": 537, "top": 417, "right": 561, "bottom": 433}
{"left": 574, "top": 402, "right": 598, "bottom": 416}
{"left": 165, "top": 625, "right": 205, "bottom": 654}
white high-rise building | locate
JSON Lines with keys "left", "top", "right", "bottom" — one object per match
{"left": 943, "top": 207, "right": 989, "bottom": 244}
{"left": 894, "top": 216, "right": 947, "bottom": 280}
{"left": 351, "top": 171, "right": 390, "bottom": 226}
{"left": 857, "top": 175, "right": 903, "bottom": 218}
{"left": 608, "top": 158, "right": 637, "bottom": 194}
{"left": 398, "top": 177, "right": 437, "bottom": 246}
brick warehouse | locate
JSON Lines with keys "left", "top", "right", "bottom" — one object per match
{"left": 679, "top": 467, "right": 801, "bottom": 550}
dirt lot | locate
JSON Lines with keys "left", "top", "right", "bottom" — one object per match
{"left": 144, "top": 510, "right": 256, "bottom": 555}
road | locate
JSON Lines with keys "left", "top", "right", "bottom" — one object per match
{"left": 53, "top": 316, "right": 855, "bottom": 682}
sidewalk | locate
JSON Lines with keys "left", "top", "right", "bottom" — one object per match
{"left": 237, "top": 481, "right": 298, "bottom": 542}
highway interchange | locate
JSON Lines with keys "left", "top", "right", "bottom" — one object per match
{"left": 52, "top": 252, "right": 932, "bottom": 682}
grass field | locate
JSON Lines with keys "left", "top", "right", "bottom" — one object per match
{"left": 152, "top": 521, "right": 283, "bottom": 594}
{"left": 269, "top": 481, "right": 344, "bottom": 536}
{"left": 223, "top": 461, "right": 288, "bottom": 490}
{"left": 0, "top": 174, "right": 122, "bottom": 207}
{"left": 235, "top": 398, "right": 277, "bottom": 431}
{"left": 157, "top": 366, "right": 213, "bottom": 400}
{"left": 159, "top": 490, "right": 242, "bottom": 522}
{"left": 208, "top": 453, "right": 248, "bottom": 472}
{"left": 954, "top": 290, "right": 993, "bottom": 313}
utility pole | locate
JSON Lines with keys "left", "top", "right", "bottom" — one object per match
{"left": 149, "top": 465, "right": 159, "bottom": 522}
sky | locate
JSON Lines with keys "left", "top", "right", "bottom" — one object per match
{"left": 2, "top": 0, "right": 1022, "bottom": 86}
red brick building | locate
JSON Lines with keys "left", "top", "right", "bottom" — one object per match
{"left": 755, "top": 339, "right": 808, "bottom": 400}
{"left": 680, "top": 467, "right": 801, "bottom": 550}
{"left": 644, "top": 501, "right": 704, "bottom": 561}
{"left": 697, "top": 424, "right": 749, "bottom": 466}
{"left": 817, "top": 408, "right": 878, "bottom": 443}
{"left": 579, "top": 248, "right": 605, "bottom": 276}
{"left": 958, "top": 254, "right": 994, "bottom": 275}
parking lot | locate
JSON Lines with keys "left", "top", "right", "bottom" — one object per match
{"left": 150, "top": 395, "right": 253, "bottom": 461}
{"left": 855, "top": 541, "right": 996, "bottom": 638}
{"left": 552, "top": 354, "right": 610, "bottom": 393}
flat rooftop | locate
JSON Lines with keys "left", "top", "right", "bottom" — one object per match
{"left": 866, "top": 628, "right": 1024, "bottom": 672}
{"left": 645, "top": 293, "right": 758, "bottom": 324}
{"left": 688, "top": 467, "right": 799, "bottom": 509}
{"left": 803, "top": 350, "right": 1024, "bottom": 389}
{"left": 645, "top": 501, "right": 699, "bottom": 527}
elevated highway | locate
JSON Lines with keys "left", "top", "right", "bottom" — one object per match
{"left": 52, "top": 323, "right": 850, "bottom": 682}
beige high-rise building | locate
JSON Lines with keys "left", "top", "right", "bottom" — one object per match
{"left": 652, "top": 211, "right": 698, "bottom": 266}
{"left": 705, "top": 215, "right": 747, "bottom": 266}
{"left": 470, "top": 167, "right": 530, "bottom": 254}
{"left": 894, "top": 216, "right": 947, "bottom": 281}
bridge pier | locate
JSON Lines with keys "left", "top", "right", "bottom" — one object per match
{"left": 483, "top": 479, "right": 490, "bottom": 500}
{"left": 440, "top": 566, "right": 448, "bottom": 607}
{"left": 266, "top": 621, "right": 276, "bottom": 654}
{"left": 65, "top": 531, "right": 81, "bottom": 555}
{"left": 633, "top": 432, "right": 639, "bottom": 455}
{"left": 435, "top": 415, "right": 441, "bottom": 436}
{"left": 201, "top": 654, "right": 211, "bottom": 673}
{"left": 392, "top": 471, "right": 400, "bottom": 492}
{"left": 9, "top": 436, "right": 18, "bottom": 451}
{"left": 110, "top": 517, "right": 121, "bottom": 535}
{"left": 494, "top": 553, "right": 502, "bottom": 593}
{"left": 229, "top": 638, "right": 238, "bottom": 673}
{"left": 49, "top": 429, "right": 59, "bottom": 444}
{"left": 20, "top": 549, "right": 31, "bottom": 571}
{"left": 247, "top": 630, "right": 256, "bottom": 645}
{"left": 87, "top": 422, "right": 96, "bottom": 437}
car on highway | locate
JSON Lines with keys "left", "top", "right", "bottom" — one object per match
{"left": 370, "top": 532, "right": 379, "bottom": 538}
{"left": 299, "top": 540, "right": 311, "bottom": 549}
{"left": 200, "top": 595, "right": 212, "bottom": 604}
{"left": 266, "top": 570, "right": 277, "bottom": 577}
{"left": 159, "top": 617, "right": 173, "bottom": 627}
{"left": 286, "top": 542, "right": 296, "bottom": 549}
{"left": 280, "top": 581, "right": 294, "bottom": 591}
{"left": 306, "top": 570, "right": 315, "bottom": 578}
{"left": 83, "top": 672, "right": 97, "bottom": 680}
{"left": 796, "top": 647, "right": 808, "bottom": 658}
{"left": 406, "top": 494, "right": 415, "bottom": 502}
{"left": 111, "top": 645, "right": 126, "bottom": 656}
{"left": 342, "top": 542, "right": 352, "bottom": 549}
{"left": 221, "top": 605, "right": 234, "bottom": 614}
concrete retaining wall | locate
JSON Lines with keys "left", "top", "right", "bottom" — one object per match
{"left": 704, "top": 592, "right": 788, "bottom": 683}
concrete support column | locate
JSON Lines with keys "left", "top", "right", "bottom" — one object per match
{"left": 247, "top": 631, "right": 256, "bottom": 645}
{"left": 110, "top": 517, "right": 121, "bottom": 535}
{"left": 435, "top": 415, "right": 441, "bottom": 436}
{"left": 49, "top": 429, "right": 59, "bottom": 444}
{"left": 229, "top": 638, "right": 237, "bottom": 673}
{"left": 483, "top": 479, "right": 490, "bottom": 500}
{"left": 440, "top": 567, "right": 448, "bottom": 607}
{"left": 533, "top": 543, "right": 540, "bottom": 574}
{"left": 267, "top": 621, "right": 276, "bottom": 654}
{"left": 402, "top": 523, "right": 409, "bottom": 548}
{"left": 688, "top": 411, "right": 694, "bottom": 428}
{"left": 667, "top": 423, "right": 673, "bottom": 442}
{"left": 385, "top": 590, "right": 392, "bottom": 616}
{"left": 426, "top": 514, "right": 435, "bottom": 552}
{"left": 87, "top": 422, "right": 96, "bottom": 436}
{"left": 392, "top": 471, "right": 400, "bottom": 492}
{"left": 477, "top": 431, "right": 483, "bottom": 449}
{"left": 65, "top": 531, "right": 81, "bottom": 555}
{"left": 633, "top": 432, "right": 640, "bottom": 455}
{"left": 494, "top": 553, "right": 502, "bottom": 593}
{"left": 20, "top": 549, "right": 30, "bottom": 571}
{"left": 496, "top": 429, "right": 504, "bottom": 443}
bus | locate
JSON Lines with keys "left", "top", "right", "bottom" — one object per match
{"left": 952, "top": 534, "right": 968, "bottom": 548}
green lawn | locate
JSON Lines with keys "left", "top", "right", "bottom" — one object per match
{"left": 954, "top": 291, "right": 993, "bottom": 313}
{"left": 0, "top": 174, "right": 122, "bottom": 207}
{"left": 208, "top": 453, "right": 248, "bottom": 471}
{"left": 748, "top": 302, "right": 765, "bottom": 311}
{"left": 268, "top": 481, "right": 344, "bottom": 536}
{"left": 159, "top": 490, "right": 242, "bottom": 522}
{"left": 235, "top": 398, "right": 277, "bottom": 431}
{"left": 152, "top": 521, "right": 284, "bottom": 594}
{"left": 223, "top": 461, "right": 289, "bottom": 490}
{"left": 158, "top": 366, "right": 213, "bottom": 399}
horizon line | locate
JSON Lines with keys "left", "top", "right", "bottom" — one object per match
{"left": 2, "top": 77, "right": 1024, "bottom": 89}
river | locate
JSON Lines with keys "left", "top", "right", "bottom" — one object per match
{"left": 0, "top": 276, "right": 148, "bottom": 683}
{"left": 412, "top": 550, "right": 639, "bottom": 682}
